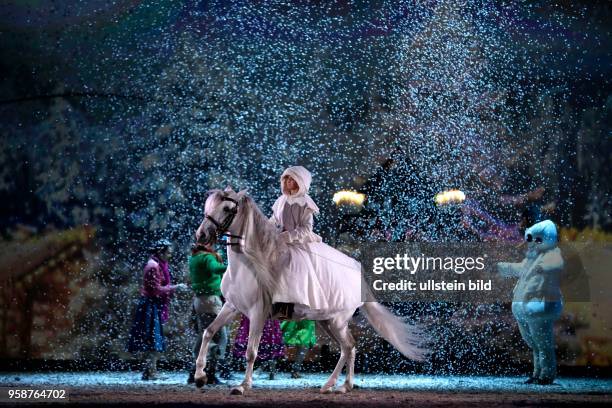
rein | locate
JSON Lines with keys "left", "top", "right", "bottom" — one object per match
{"left": 222, "top": 233, "right": 243, "bottom": 247}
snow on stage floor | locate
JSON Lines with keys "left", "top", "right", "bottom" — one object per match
{"left": 1, "top": 371, "right": 611, "bottom": 394}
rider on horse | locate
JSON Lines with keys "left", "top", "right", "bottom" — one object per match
{"left": 270, "top": 165, "right": 324, "bottom": 320}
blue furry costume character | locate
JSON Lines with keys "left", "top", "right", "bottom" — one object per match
{"left": 497, "top": 220, "right": 564, "bottom": 385}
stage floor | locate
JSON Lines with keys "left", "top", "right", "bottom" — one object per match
{"left": 1, "top": 372, "right": 611, "bottom": 407}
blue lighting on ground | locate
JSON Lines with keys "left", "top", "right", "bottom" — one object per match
{"left": 1, "top": 372, "right": 610, "bottom": 394}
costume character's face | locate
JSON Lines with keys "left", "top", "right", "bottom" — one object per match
{"left": 524, "top": 220, "right": 558, "bottom": 255}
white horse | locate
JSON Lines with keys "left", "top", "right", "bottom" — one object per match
{"left": 194, "top": 188, "right": 426, "bottom": 395}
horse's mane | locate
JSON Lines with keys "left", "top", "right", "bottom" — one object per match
{"left": 240, "top": 195, "right": 287, "bottom": 304}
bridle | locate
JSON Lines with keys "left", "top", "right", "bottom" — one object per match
{"left": 203, "top": 196, "right": 243, "bottom": 246}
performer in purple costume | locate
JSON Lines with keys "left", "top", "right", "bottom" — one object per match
{"left": 126, "top": 239, "right": 187, "bottom": 380}
{"left": 233, "top": 315, "right": 285, "bottom": 379}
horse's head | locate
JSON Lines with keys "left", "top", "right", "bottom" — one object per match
{"left": 196, "top": 187, "right": 247, "bottom": 244}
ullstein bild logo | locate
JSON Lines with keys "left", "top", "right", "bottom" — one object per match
{"left": 371, "top": 279, "right": 492, "bottom": 292}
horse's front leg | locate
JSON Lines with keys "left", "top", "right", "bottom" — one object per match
{"left": 194, "top": 303, "right": 237, "bottom": 388}
{"left": 231, "top": 311, "right": 265, "bottom": 395}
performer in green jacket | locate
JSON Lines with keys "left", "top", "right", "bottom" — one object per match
{"left": 280, "top": 320, "right": 316, "bottom": 378}
{"left": 187, "top": 241, "right": 230, "bottom": 384}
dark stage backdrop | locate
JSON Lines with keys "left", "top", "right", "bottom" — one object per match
{"left": 0, "top": 1, "right": 610, "bottom": 372}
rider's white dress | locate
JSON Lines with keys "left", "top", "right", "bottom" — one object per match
{"left": 270, "top": 192, "right": 363, "bottom": 317}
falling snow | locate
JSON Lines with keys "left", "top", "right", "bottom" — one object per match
{"left": 0, "top": 0, "right": 610, "bottom": 385}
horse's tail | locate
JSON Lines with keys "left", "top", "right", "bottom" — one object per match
{"left": 361, "top": 302, "right": 428, "bottom": 361}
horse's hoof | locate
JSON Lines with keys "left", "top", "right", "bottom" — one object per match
{"left": 319, "top": 386, "right": 333, "bottom": 394}
{"left": 230, "top": 386, "right": 244, "bottom": 395}
{"left": 334, "top": 384, "right": 352, "bottom": 394}
{"left": 194, "top": 375, "right": 207, "bottom": 389}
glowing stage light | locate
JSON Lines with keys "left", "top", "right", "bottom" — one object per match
{"left": 333, "top": 190, "right": 366, "bottom": 206}
{"left": 435, "top": 189, "right": 466, "bottom": 205}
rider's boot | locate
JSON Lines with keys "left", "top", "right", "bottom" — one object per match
{"left": 272, "top": 303, "right": 294, "bottom": 320}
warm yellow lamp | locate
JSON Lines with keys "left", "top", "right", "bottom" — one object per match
{"left": 333, "top": 190, "right": 366, "bottom": 206}
{"left": 434, "top": 189, "right": 466, "bottom": 205}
